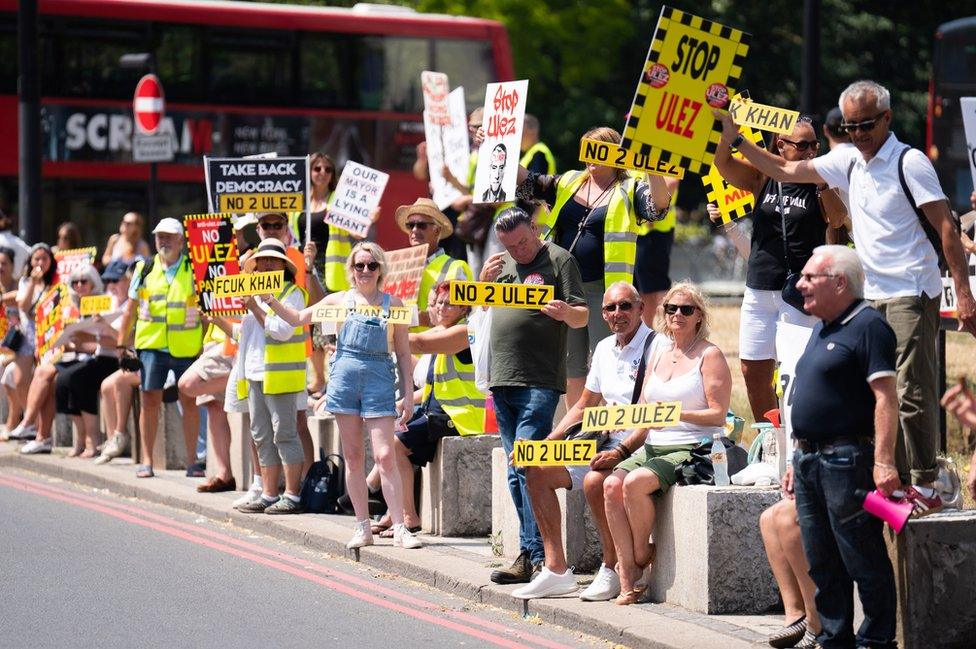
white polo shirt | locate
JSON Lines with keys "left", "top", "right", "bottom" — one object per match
{"left": 585, "top": 322, "right": 661, "bottom": 408}
{"left": 813, "top": 132, "right": 946, "bottom": 300}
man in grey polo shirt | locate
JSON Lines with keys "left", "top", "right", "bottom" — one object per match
{"left": 714, "top": 79, "right": 975, "bottom": 500}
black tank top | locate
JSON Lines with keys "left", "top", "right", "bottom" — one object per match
{"left": 746, "top": 179, "right": 825, "bottom": 290}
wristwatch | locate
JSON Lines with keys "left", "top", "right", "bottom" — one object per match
{"left": 730, "top": 133, "right": 744, "bottom": 150}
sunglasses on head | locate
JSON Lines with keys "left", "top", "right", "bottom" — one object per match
{"left": 405, "top": 221, "right": 432, "bottom": 230}
{"left": 353, "top": 261, "right": 380, "bottom": 272}
{"left": 602, "top": 301, "right": 634, "bottom": 313}
{"left": 840, "top": 112, "right": 885, "bottom": 134}
{"left": 664, "top": 303, "right": 697, "bottom": 316}
{"left": 259, "top": 221, "right": 285, "bottom": 230}
{"left": 779, "top": 138, "right": 820, "bottom": 152}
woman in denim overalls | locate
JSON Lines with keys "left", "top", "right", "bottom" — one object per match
{"left": 266, "top": 242, "right": 420, "bottom": 549}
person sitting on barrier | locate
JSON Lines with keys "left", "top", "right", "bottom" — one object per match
{"left": 942, "top": 376, "right": 976, "bottom": 502}
{"left": 598, "top": 281, "right": 731, "bottom": 605}
{"left": 265, "top": 241, "right": 421, "bottom": 549}
{"left": 0, "top": 246, "right": 25, "bottom": 433}
{"left": 367, "top": 281, "right": 483, "bottom": 537}
{"left": 512, "top": 281, "right": 661, "bottom": 601}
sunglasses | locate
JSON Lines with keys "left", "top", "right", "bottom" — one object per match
{"left": 70, "top": 279, "right": 90, "bottom": 286}
{"left": 840, "top": 112, "right": 885, "bottom": 134}
{"left": 405, "top": 221, "right": 432, "bottom": 230}
{"left": 353, "top": 261, "right": 380, "bottom": 272}
{"left": 259, "top": 221, "right": 285, "bottom": 230}
{"left": 779, "top": 138, "right": 820, "bottom": 152}
{"left": 664, "top": 303, "right": 698, "bottom": 316}
{"left": 313, "top": 166, "right": 334, "bottom": 173}
{"left": 602, "top": 301, "right": 634, "bottom": 313}
{"left": 799, "top": 272, "right": 838, "bottom": 282}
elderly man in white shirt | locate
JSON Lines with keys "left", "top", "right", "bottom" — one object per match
{"left": 513, "top": 281, "right": 661, "bottom": 601}
{"left": 714, "top": 79, "right": 975, "bottom": 498}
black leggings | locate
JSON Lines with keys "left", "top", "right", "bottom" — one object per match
{"left": 55, "top": 356, "right": 120, "bottom": 415}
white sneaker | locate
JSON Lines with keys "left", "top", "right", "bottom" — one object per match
{"left": 511, "top": 566, "right": 578, "bottom": 600}
{"left": 346, "top": 519, "right": 374, "bottom": 549}
{"left": 392, "top": 524, "right": 422, "bottom": 549}
{"left": 8, "top": 423, "right": 38, "bottom": 441}
{"left": 232, "top": 481, "right": 264, "bottom": 508}
{"left": 94, "top": 432, "right": 129, "bottom": 465}
{"left": 579, "top": 564, "right": 621, "bottom": 601}
{"left": 20, "top": 438, "right": 52, "bottom": 454}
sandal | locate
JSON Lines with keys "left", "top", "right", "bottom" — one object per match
{"left": 371, "top": 522, "right": 391, "bottom": 535}
{"left": 614, "top": 587, "right": 646, "bottom": 606}
{"left": 379, "top": 524, "right": 420, "bottom": 538}
{"left": 136, "top": 465, "right": 155, "bottom": 479}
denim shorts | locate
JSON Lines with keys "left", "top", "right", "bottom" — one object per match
{"left": 324, "top": 352, "right": 397, "bottom": 419}
{"left": 138, "top": 349, "right": 197, "bottom": 392}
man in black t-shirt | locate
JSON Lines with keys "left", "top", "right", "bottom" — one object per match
{"left": 790, "top": 245, "right": 900, "bottom": 649}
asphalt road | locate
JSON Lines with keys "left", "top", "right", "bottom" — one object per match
{"left": 0, "top": 471, "right": 606, "bottom": 649}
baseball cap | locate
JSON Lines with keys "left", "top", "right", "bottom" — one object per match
{"left": 152, "top": 217, "right": 184, "bottom": 236}
{"left": 101, "top": 260, "right": 131, "bottom": 283}
{"left": 233, "top": 213, "right": 259, "bottom": 231}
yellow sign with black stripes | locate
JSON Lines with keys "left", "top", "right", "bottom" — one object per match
{"left": 581, "top": 401, "right": 683, "bottom": 433}
{"left": 449, "top": 280, "right": 553, "bottom": 310}
{"left": 578, "top": 138, "right": 684, "bottom": 179}
{"left": 79, "top": 295, "right": 113, "bottom": 316}
{"left": 211, "top": 271, "right": 283, "bottom": 298}
{"left": 728, "top": 95, "right": 799, "bottom": 135}
{"left": 512, "top": 439, "right": 597, "bottom": 467}
{"left": 700, "top": 124, "right": 765, "bottom": 223}
{"left": 621, "top": 6, "right": 751, "bottom": 175}
{"left": 310, "top": 305, "right": 413, "bottom": 325}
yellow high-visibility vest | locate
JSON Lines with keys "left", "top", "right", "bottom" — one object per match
{"left": 520, "top": 141, "right": 556, "bottom": 175}
{"left": 413, "top": 251, "right": 472, "bottom": 333}
{"left": 289, "top": 191, "right": 351, "bottom": 293}
{"left": 237, "top": 282, "right": 308, "bottom": 399}
{"left": 134, "top": 254, "right": 203, "bottom": 358}
{"left": 421, "top": 349, "right": 485, "bottom": 437}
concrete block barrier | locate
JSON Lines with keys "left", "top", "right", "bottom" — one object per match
{"left": 420, "top": 434, "right": 500, "bottom": 537}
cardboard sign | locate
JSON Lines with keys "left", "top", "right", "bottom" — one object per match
{"left": 775, "top": 320, "right": 814, "bottom": 437}
{"left": 580, "top": 402, "right": 683, "bottom": 433}
{"left": 421, "top": 71, "right": 451, "bottom": 126}
{"left": 35, "top": 284, "right": 67, "bottom": 365}
{"left": 54, "top": 246, "right": 96, "bottom": 280}
{"left": 211, "top": 271, "right": 283, "bottom": 298}
{"left": 311, "top": 305, "right": 413, "bottom": 326}
{"left": 204, "top": 156, "right": 310, "bottom": 214}
{"left": 0, "top": 308, "right": 8, "bottom": 344}
{"left": 184, "top": 213, "right": 246, "bottom": 315}
{"left": 79, "top": 295, "right": 113, "bottom": 316}
{"left": 383, "top": 244, "right": 428, "bottom": 304}
{"left": 473, "top": 80, "right": 529, "bottom": 204}
{"left": 325, "top": 161, "right": 388, "bottom": 238}
{"left": 577, "top": 138, "right": 685, "bottom": 179}
{"left": 427, "top": 87, "right": 471, "bottom": 210}
{"left": 621, "top": 6, "right": 750, "bottom": 175}
{"left": 961, "top": 97, "right": 976, "bottom": 193}
{"left": 940, "top": 253, "right": 976, "bottom": 320}
{"left": 701, "top": 125, "right": 765, "bottom": 223}
{"left": 512, "top": 439, "right": 597, "bottom": 467}
{"left": 449, "top": 280, "right": 554, "bottom": 309}
{"left": 728, "top": 95, "right": 800, "bottom": 135}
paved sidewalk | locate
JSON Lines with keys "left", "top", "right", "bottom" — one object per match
{"left": 0, "top": 443, "right": 784, "bottom": 649}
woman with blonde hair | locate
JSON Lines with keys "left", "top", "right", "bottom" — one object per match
{"left": 102, "top": 212, "right": 151, "bottom": 266}
{"left": 265, "top": 241, "right": 420, "bottom": 549}
{"left": 593, "top": 281, "right": 732, "bottom": 604}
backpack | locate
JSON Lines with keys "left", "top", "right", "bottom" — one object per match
{"left": 299, "top": 449, "right": 346, "bottom": 514}
{"left": 675, "top": 436, "right": 748, "bottom": 486}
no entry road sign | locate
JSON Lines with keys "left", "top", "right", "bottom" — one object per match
{"left": 133, "top": 74, "right": 165, "bottom": 135}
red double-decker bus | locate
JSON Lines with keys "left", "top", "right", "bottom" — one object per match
{"left": 0, "top": 0, "right": 513, "bottom": 249}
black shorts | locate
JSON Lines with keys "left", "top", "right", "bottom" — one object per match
{"left": 395, "top": 407, "right": 459, "bottom": 467}
{"left": 634, "top": 229, "right": 674, "bottom": 294}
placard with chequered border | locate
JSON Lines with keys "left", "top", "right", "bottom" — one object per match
{"left": 700, "top": 125, "right": 765, "bottom": 223}
{"left": 621, "top": 6, "right": 750, "bottom": 175}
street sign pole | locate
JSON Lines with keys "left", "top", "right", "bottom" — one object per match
{"left": 133, "top": 70, "right": 165, "bottom": 229}
{"left": 17, "top": 0, "right": 41, "bottom": 245}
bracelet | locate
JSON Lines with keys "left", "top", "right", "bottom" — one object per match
{"left": 730, "top": 133, "right": 744, "bottom": 150}
{"left": 615, "top": 445, "right": 631, "bottom": 459}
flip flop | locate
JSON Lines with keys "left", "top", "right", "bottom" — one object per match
{"left": 136, "top": 465, "right": 155, "bottom": 479}
{"left": 371, "top": 522, "right": 391, "bottom": 535}
{"left": 614, "top": 587, "right": 646, "bottom": 606}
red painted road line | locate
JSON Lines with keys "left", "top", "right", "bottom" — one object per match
{"left": 0, "top": 474, "right": 574, "bottom": 649}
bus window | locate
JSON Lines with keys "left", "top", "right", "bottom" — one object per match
{"left": 206, "top": 28, "right": 295, "bottom": 105}
{"left": 0, "top": 15, "right": 14, "bottom": 95}
{"left": 298, "top": 33, "right": 353, "bottom": 109}
{"left": 42, "top": 19, "right": 147, "bottom": 99}
{"left": 155, "top": 24, "right": 203, "bottom": 104}
{"left": 433, "top": 39, "right": 494, "bottom": 111}
{"left": 357, "top": 36, "right": 429, "bottom": 112}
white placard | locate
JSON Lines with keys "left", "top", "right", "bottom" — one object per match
{"left": 426, "top": 87, "right": 471, "bottom": 210}
{"left": 324, "top": 161, "right": 389, "bottom": 238}
{"left": 775, "top": 320, "right": 814, "bottom": 438}
{"left": 940, "top": 251, "right": 976, "bottom": 320}
{"left": 961, "top": 97, "right": 976, "bottom": 193}
{"left": 421, "top": 71, "right": 451, "bottom": 126}
{"left": 473, "top": 80, "right": 529, "bottom": 204}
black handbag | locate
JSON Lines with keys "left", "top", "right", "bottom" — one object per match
{"left": 0, "top": 327, "right": 24, "bottom": 353}
{"left": 777, "top": 181, "right": 809, "bottom": 314}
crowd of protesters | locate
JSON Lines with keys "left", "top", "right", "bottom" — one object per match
{"left": 2, "top": 77, "right": 975, "bottom": 649}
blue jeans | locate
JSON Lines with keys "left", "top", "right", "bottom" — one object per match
{"left": 492, "top": 386, "right": 560, "bottom": 564}
{"left": 793, "top": 442, "right": 897, "bottom": 649}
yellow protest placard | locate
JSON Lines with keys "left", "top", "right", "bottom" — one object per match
{"left": 512, "top": 440, "right": 597, "bottom": 467}
{"left": 701, "top": 125, "right": 765, "bottom": 223}
{"left": 578, "top": 138, "right": 684, "bottom": 179}
{"left": 211, "top": 271, "right": 283, "bottom": 298}
{"left": 311, "top": 305, "right": 413, "bottom": 326}
{"left": 580, "top": 402, "right": 683, "bottom": 433}
{"left": 728, "top": 94, "right": 799, "bottom": 135}
{"left": 621, "top": 6, "right": 750, "bottom": 175}
{"left": 449, "top": 280, "right": 554, "bottom": 310}
{"left": 79, "top": 295, "right": 113, "bottom": 316}
{"left": 218, "top": 193, "right": 303, "bottom": 213}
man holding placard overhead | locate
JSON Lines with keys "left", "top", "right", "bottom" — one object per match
{"left": 479, "top": 207, "right": 587, "bottom": 584}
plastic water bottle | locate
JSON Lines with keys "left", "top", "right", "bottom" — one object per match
{"left": 711, "top": 433, "right": 730, "bottom": 486}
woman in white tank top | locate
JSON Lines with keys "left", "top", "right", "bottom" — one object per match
{"left": 598, "top": 282, "right": 732, "bottom": 604}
